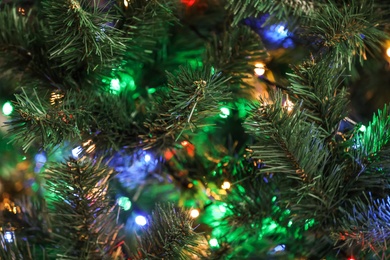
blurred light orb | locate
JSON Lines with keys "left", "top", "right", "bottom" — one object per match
{"left": 254, "top": 63, "right": 266, "bottom": 76}
{"left": 2, "top": 101, "right": 13, "bottom": 116}
{"left": 135, "top": 215, "right": 147, "bottom": 226}
{"left": 190, "top": 209, "right": 200, "bottom": 218}
{"left": 221, "top": 181, "right": 231, "bottom": 190}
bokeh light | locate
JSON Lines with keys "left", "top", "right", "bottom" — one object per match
{"left": 2, "top": 101, "right": 13, "bottom": 116}
{"left": 117, "top": 196, "right": 132, "bottom": 211}
{"left": 135, "top": 215, "right": 147, "bottom": 226}
{"left": 190, "top": 209, "right": 200, "bottom": 218}
{"left": 219, "top": 107, "right": 230, "bottom": 118}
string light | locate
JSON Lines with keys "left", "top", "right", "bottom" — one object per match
{"left": 209, "top": 238, "right": 219, "bottom": 247}
{"left": 348, "top": 257, "right": 355, "bottom": 260}
{"left": 386, "top": 47, "right": 390, "bottom": 58}
{"left": 50, "top": 92, "right": 64, "bottom": 105}
{"left": 144, "top": 154, "right": 151, "bottom": 162}
{"left": 181, "top": 0, "right": 196, "bottom": 7}
{"left": 181, "top": 141, "right": 189, "bottom": 146}
{"left": 221, "top": 181, "right": 231, "bottom": 190}
{"left": 72, "top": 146, "right": 83, "bottom": 158}
{"left": 2, "top": 101, "right": 13, "bottom": 116}
{"left": 135, "top": 215, "right": 147, "bottom": 226}
{"left": 254, "top": 63, "right": 266, "bottom": 76}
{"left": 219, "top": 107, "right": 230, "bottom": 118}
{"left": 117, "top": 196, "right": 132, "bottom": 211}
{"left": 4, "top": 231, "right": 14, "bottom": 243}
{"left": 359, "top": 125, "right": 366, "bottom": 132}
{"left": 190, "top": 209, "right": 200, "bottom": 219}
{"left": 123, "top": 0, "right": 129, "bottom": 8}
{"left": 110, "top": 78, "right": 121, "bottom": 92}
{"left": 284, "top": 97, "right": 294, "bottom": 112}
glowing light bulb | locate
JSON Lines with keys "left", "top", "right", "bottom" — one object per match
{"left": 386, "top": 47, "right": 390, "bottom": 58}
{"left": 254, "top": 63, "right": 266, "bottom": 76}
{"left": 284, "top": 98, "right": 294, "bottom": 112}
{"left": 117, "top": 196, "right": 132, "bottom": 211}
{"left": 4, "top": 231, "right": 13, "bottom": 243}
{"left": 190, "top": 209, "right": 200, "bottom": 218}
{"left": 218, "top": 204, "right": 227, "bottom": 213}
{"left": 209, "top": 238, "right": 219, "bottom": 247}
{"left": 110, "top": 78, "right": 121, "bottom": 92}
{"left": 2, "top": 101, "right": 13, "bottom": 116}
{"left": 219, "top": 107, "right": 230, "bottom": 118}
{"left": 221, "top": 181, "right": 231, "bottom": 190}
{"left": 135, "top": 215, "right": 147, "bottom": 226}
{"left": 359, "top": 125, "right": 366, "bottom": 132}
{"left": 123, "top": 0, "right": 129, "bottom": 8}
{"left": 72, "top": 146, "right": 83, "bottom": 158}
{"left": 144, "top": 154, "right": 151, "bottom": 162}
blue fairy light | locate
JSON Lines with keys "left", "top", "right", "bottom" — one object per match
{"left": 34, "top": 152, "right": 47, "bottom": 173}
{"left": 135, "top": 215, "right": 147, "bottom": 226}
{"left": 144, "top": 154, "right": 151, "bottom": 163}
{"left": 263, "top": 24, "right": 294, "bottom": 48}
{"left": 4, "top": 231, "right": 14, "bottom": 243}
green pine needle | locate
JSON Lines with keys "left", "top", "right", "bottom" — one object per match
{"left": 43, "top": 157, "right": 123, "bottom": 259}
{"left": 134, "top": 203, "right": 208, "bottom": 260}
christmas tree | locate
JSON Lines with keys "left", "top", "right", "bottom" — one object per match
{"left": 1, "top": 0, "right": 390, "bottom": 259}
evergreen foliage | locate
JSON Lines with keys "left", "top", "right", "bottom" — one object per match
{"left": 1, "top": 0, "right": 390, "bottom": 259}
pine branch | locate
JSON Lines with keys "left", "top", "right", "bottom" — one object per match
{"left": 118, "top": 0, "right": 179, "bottom": 63}
{"left": 143, "top": 65, "right": 232, "bottom": 149}
{"left": 41, "top": 0, "right": 127, "bottom": 73}
{"left": 337, "top": 194, "right": 390, "bottom": 256}
{"left": 225, "top": 0, "right": 315, "bottom": 26}
{"left": 349, "top": 104, "right": 390, "bottom": 171}
{"left": 204, "top": 25, "right": 269, "bottom": 86}
{"left": 287, "top": 57, "right": 349, "bottom": 139}
{"left": 134, "top": 203, "right": 209, "bottom": 260}
{"left": 244, "top": 89, "right": 329, "bottom": 178}
{"left": 43, "top": 157, "right": 124, "bottom": 259}
{"left": 6, "top": 87, "right": 144, "bottom": 152}
{"left": 307, "top": 0, "right": 387, "bottom": 68}
{"left": 0, "top": 4, "right": 35, "bottom": 55}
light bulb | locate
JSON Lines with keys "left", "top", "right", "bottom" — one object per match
{"left": 254, "top": 63, "right": 266, "bottom": 76}
{"left": 135, "top": 215, "right": 147, "bottom": 226}
{"left": 221, "top": 181, "right": 231, "bottom": 190}
{"left": 190, "top": 209, "right": 200, "bottom": 218}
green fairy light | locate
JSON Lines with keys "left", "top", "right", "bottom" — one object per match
{"left": 110, "top": 78, "right": 121, "bottom": 93}
{"left": 304, "top": 219, "right": 315, "bottom": 230}
{"left": 117, "top": 196, "right": 132, "bottom": 211}
{"left": 2, "top": 101, "right": 13, "bottom": 116}
{"left": 218, "top": 204, "right": 227, "bottom": 213}
{"left": 219, "top": 107, "right": 230, "bottom": 118}
{"left": 359, "top": 124, "right": 366, "bottom": 132}
{"left": 209, "top": 238, "right": 219, "bottom": 248}
{"left": 147, "top": 88, "right": 156, "bottom": 94}
{"left": 288, "top": 220, "right": 293, "bottom": 227}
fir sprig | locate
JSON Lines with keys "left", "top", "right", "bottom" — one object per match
{"left": 244, "top": 89, "right": 329, "bottom": 178}
{"left": 205, "top": 25, "right": 269, "bottom": 87}
{"left": 226, "top": 0, "right": 315, "bottom": 26}
{"left": 134, "top": 203, "right": 208, "bottom": 260}
{"left": 43, "top": 157, "right": 123, "bottom": 259}
{"left": 143, "top": 65, "right": 231, "bottom": 149}
{"left": 287, "top": 57, "right": 349, "bottom": 139}
{"left": 307, "top": 0, "right": 387, "bottom": 68}
{"left": 41, "top": 0, "right": 127, "bottom": 73}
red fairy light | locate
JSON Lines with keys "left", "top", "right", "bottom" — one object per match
{"left": 181, "top": 0, "right": 196, "bottom": 7}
